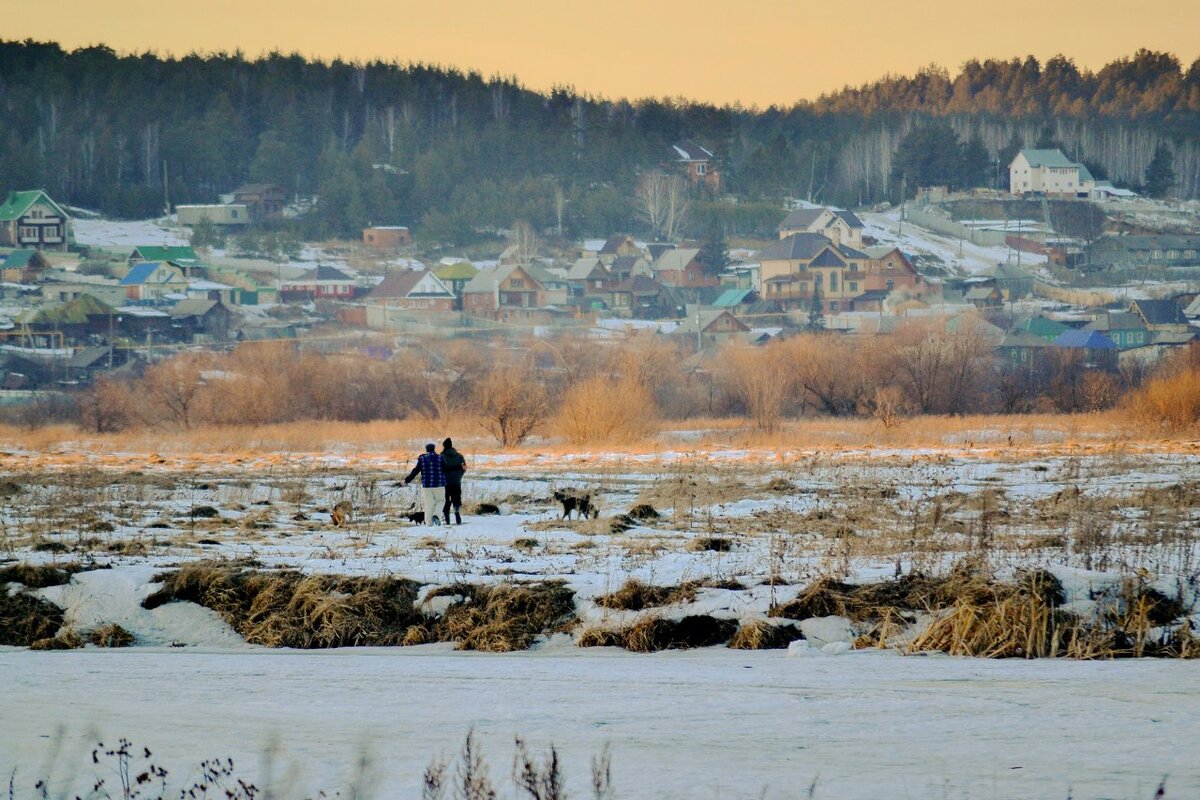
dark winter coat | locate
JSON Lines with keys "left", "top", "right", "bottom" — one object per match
{"left": 440, "top": 446, "right": 466, "bottom": 486}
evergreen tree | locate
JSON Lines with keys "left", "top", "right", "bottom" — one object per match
{"left": 189, "top": 216, "right": 224, "bottom": 250}
{"left": 1144, "top": 143, "right": 1177, "bottom": 198}
{"left": 890, "top": 122, "right": 967, "bottom": 196}
{"left": 807, "top": 282, "right": 826, "bottom": 331}
{"left": 697, "top": 219, "right": 729, "bottom": 275}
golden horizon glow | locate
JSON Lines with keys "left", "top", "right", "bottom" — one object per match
{"left": 11, "top": 0, "right": 1200, "bottom": 107}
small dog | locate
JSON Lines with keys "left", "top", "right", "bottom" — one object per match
{"left": 330, "top": 500, "right": 353, "bottom": 527}
{"left": 401, "top": 503, "right": 426, "bottom": 524}
{"left": 553, "top": 489, "right": 597, "bottom": 520}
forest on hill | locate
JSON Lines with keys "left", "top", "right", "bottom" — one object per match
{"left": 1, "top": 40, "right": 1198, "bottom": 243}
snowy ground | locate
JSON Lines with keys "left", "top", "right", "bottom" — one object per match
{"left": 859, "top": 208, "right": 1049, "bottom": 277}
{"left": 3, "top": 446, "right": 1200, "bottom": 797}
{"left": 71, "top": 218, "right": 191, "bottom": 249}
{"left": 4, "top": 646, "right": 1197, "bottom": 800}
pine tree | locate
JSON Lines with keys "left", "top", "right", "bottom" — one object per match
{"left": 1144, "top": 143, "right": 1177, "bottom": 198}
{"left": 697, "top": 219, "right": 729, "bottom": 275}
{"left": 807, "top": 282, "right": 826, "bottom": 331}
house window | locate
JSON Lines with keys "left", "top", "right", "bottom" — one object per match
{"left": 886, "top": 279, "right": 894, "bottom": 290}
{"left": 19, "top": 226, "right": 38, "bottom": 239}
{"left": 829, "top": 273, "right": 838, "bottom": 291}
{"left": 830, "top": 301, "right": 839, "bottom": 311}
{"left": 510, "top": 278, "right": 525, "bottom": 288}
{"left": 849, "top": 282, "right": 858, "bottom": 292}
{"left": 45, "top": 226, "right": 59, "bottom": 238}
{"left": 696, "top": 163, "right": 706, "bottom": 175}
{"left": 231, "top": 210, "right": 238, "bottom": 219}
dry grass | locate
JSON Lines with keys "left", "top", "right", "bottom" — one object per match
{"left": 593, "top": 578, "right": 698, "bottom": 611}
{"left": 601, "top": 615, "right": 738, "bottom": 653}
{"left": 0, "top": 587, "right": 65, "bottom": 646}
{"left": 431, "top": 582, "right": 576, "bottom": 652}
{"left": 89, "top": 623, "right": 135, "bottom": 647}
{"left": 29, "top": 628, "right": 84, "bottom": 651}
{"left": 0, "top": 562, "right": 85, "bottom": 589}
{"left": 728, "top": 619, "right": 804, "bottom": 650}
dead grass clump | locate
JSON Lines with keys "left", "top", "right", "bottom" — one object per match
{"left": 689, "top": 536, "right": 732, "bottom": 552}
{"left": 907, "top": 592, "right": 1070, "bottom": 658}
{"left": 0, "top": 562, "right": 84, "bottom": 589}
{"left": 30, "top": 628, "right": 85, "bottom": 651}
{"left": 627, "top": 503, "right": 660, "bottom": 521}
{"left": 728, "top": 620, "right": 804, "bottom": 650}
{"left": 0, "top": 589, "right": 65, "bottom": 645}
{"left": 771, "top": 568, "right": 999, "bottom": 623}
{"left": 0, "top": 479, "right": 23, "bottom": 497}
{"left": 89, "top": 623, "right": 135, "bottom": 647}
{"left": 434, "top": 582, "right": 576, "bottom": 652}
{"left": 473, "top": 503, "right": 501, "bottom": 515}
{"left": 142, "top": 562, "right": 427, "bottom": 648}
{"left": 576, "top": 626, "right": 625, "bottom": 648}
{"left": 622, "top": 615, "right": 738, "bottom": 652}
{"left": 190, "top": 505, "right": 220, "bottom": 519}
{"left": 594, "top": 579, "right": 698, "bottom": 611}
{"left": 763, "top": 477, "right": 795, "bottom": 493}
{"left": 512, "top": 537, "right": 540, "bottom": 550}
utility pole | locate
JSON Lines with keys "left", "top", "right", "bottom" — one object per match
{"left": 898, "top": 174, "right": 907, "bottom": 237}
{"left": 695, "top": 307, "right": 702, "bottom": 355}
{"left": 162, "top": 160, "right": 170, "bottom": 217}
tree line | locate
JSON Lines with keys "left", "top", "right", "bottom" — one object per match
{"left": 2, "top": 41, "right": 1198, "bottom": 243}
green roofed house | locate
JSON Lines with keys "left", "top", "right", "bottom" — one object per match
{"left": 1009, "top": 149, "right": 1096, "bottom": 198}
{"left": 129, "top": 245, "right": 202, "bottom": 272}
{"left": 1, "top": 249, "right": 51, "bottom": 282}
{"left": 0, "top": 190, "right": 71, "bottom": 252}
{"left": 434, "top": 261, "right": 479, "bottom": 311}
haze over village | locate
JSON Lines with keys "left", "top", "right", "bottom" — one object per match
{"left": 2, "top": 8, "right": 1200, "bottom": 799}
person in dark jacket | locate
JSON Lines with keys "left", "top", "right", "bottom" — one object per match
{"left": 440, "top": 437, "right": 467, "bottom": 525}
{"left": 404, "top": 443, "right": 446, "bottom": 525}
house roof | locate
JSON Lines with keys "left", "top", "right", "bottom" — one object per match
{"left": 2, "top": 250, "right": 48, "bottom": 270}
{"left": 369, "top": 269, "right": 454, "bottom": 300}
{"left": 1017, "top": 149, "right": 1078, "bottom": 169}
{"left": 999, "top": 330, "right": 1055, "bottom": 349}
{"left": 1021, "top": 315, "right": 1069, "bottom": 340}
{"left": 646, "top": 243, "right": 676, "bottom": 261}
{"left": 598, "top": 234, "right": 636, "bottom": 256}
{"left": 850, "top": 290, "right": 890, "bottom": 303}
{"left": 836, "top": 243, "right": 868, "bottom": 259}
{"left": 677, "top": 308, "right": 749, "bottom": 334}
{"left": 653, "top": 248, "right": 701, "bottom": 272}
{"left": 1132, "top": 298, "right": 1188, "bottom": 326}
{"left": 778, "top": 208, "right": 826, "bottom": 231}
{"left": 712, "top": 288, "right": 754, "bottom": 308}
{"left": 1084, "top": 311, "right": 1145, "bottom": 333}
{"left": 132, "top": 245, "right": 201, "bottom": 265}
{"left": 809, "top": 249, "right": 847, "bottom": 268}
{"left": 965, "top": 286, "right": 1000, "bottom": 300}
{"left": 462, "top": 263, "right": 544, "bottom": 294}
{"left": 434, "top": 261, "right": 480, "bottom": 281}
{"left": 30, "top": 294, "right": 113, "bottom": 325}
{"left": 120, "top": 262, "right": 182, "bottom": 286}
{"left": 672, "top": 140, "right": 714, "bottom": 161}
{"left": 232, "top": 183, "right": 284, "bottom": 195}
{"left": 68, "top": 345, "right": 111, "bottom": 370}
{"left": 831, "top": 209, "right": 864, "bottom": 229}
{"left": 292, "top": 265, "right": 354, "bottom": 283}
{"left": 0, "top": 190, "right": 69, "bottom": 222}
{"left": 1055, "top": 329, "right": 1118, "bottom": 349}
{"left": 169, "top": 299, "right": 220, "bottom": 318}
{"left": 567, "top": 257, "right": 603, "bottom": 280}
{"left": 1185, "top": 296, "right": 1200, "bottom": 318}
{"left": 758, "top": 233, "right": 833, "bottom": 261}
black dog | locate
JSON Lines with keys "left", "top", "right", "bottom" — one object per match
{"left": 401, "top": 503, "right": 425, "bottom": 524}
{"left": 553, "top": 489, "right": 597, "bottom": 520}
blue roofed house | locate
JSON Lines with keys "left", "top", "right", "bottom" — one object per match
{"left": 0, "top": 190, "right": 71, "bottom": 251}
{"left": 120, "top": 261, "right": 187, "bottom": 303}
{"left": 1054, "top": 328, "right": 1119, "bottom": 370}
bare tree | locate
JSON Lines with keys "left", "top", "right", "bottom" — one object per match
{"left": 476, "top": 360, "right": 549, "bottom": 447}
{"left": 718, "top": 343, "right": 795, "bottom": 432}
{"left": 635, "top": 171, "right": 689, "bottom": 240}
{"left": 509, "top": 220, "right": 539, "bottom": 263}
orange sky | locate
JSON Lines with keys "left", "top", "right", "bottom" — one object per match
{"left": 13, "top": 0, "right": 1200, "bottom": 106}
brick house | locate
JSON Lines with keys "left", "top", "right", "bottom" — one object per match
{"left": 862, "top": 246, "right": 922, "bottom": 293}
{"left": 651, "top": 248, "right": 718, "bottom": 289}
{"left": 279, "top": 265, "right": 357, "bottom": 302}
{"left": 0, "top": 190, "right": 71, "bottom": 252}
{"left": 366, "top": 269, "right": 456, "bottom": 311}
{"left": 363, "top": 226, "right": 412, "bottom": 249}
{"left": 671, "top": 140, "right": 722, "bottom": 193}
{"left": 231, "top": 183, "right": 287, "bottom": 219}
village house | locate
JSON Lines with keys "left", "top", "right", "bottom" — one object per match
{"left": 757, "top": 233, "right": 871, "bottom": 312}
{"left": 674, "top": 308, "right": 751, "bottom": 349}
{"left": 177, "top": 204, "right": 249, "bottom": 227}
{"left": 1009, "top": 149, "right": 1095, "bottom": 198}
{"left": 1083, "top": 311, "right": 1152, "bottom": 350}
{"left": 231, "top": 184, "right": 287, "bottom": 219}
{"left": 1129, "top": 298, "right": 1191, "bottom": 332}
{"left": 1, "top": 249, "right": 51, "bottom": 283}
{"left": 608, "top": 254, "right": 653, "bottom": 286}
{"left": 128, "top": 245, "right": 202, "bottom": 272}
{"left": 1083, "top": 235, "right": 1200, "bottom": 272}
{"left": 168, "top": 299, "right": 234, "bottom": 342}
{"left": 777, "top": 207, "right": 865, "bottom": 248}
{"left": 862, "top": 247, "right": 922, "bottom": 294}
{"left": 0, "top": 190, "right": 71, "bottom": 252}
{"left": 366, "top": 269, "right": 456, "bottom": 311}
{"left": 279, "top": 266, "right": 357, "bottom": 302}
{"left": 671, "top": 140, "right": 722, "bottom": 193}
{"left": 651, "top": 248, "right": 717, "bottom": 289}
{"left": 362, "top": 226, "right": 412, "bottom": 249}
{"left": 119, "top": 261, "right": 188, "bottom": 303}
{"left": 596, "top": 235, "right": 641, "bottom": 264}
{"left": 566, "top": 257, "right": 611, "bottom": 300}
{"left": 462, "top": 264, "right": 546, "bottom": 318}
{"left": 607, "top": 275, "right": 681, "bottom": 319}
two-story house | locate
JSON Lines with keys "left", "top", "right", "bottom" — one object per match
{"left": 462, "top": 264, "right": 546, "bottom": 318}
{"left": 758, "top": 233, "right": 870, "bottom": 312}
{"left": 651, "top": 248, "right": 718, "bottom": 289}
{"left": 1009, "top": 149, "right": 1095, "bottom": 198}
{"left": 279, "top": 265, "right": 357, "bottom": 302}
{"left": 862, "top": 246, "right": 923, "bottom": 293}
{"left": 0, "top": 190, "right": 71, "bottom": 252}
{"left": 776, "top": 207, "right": 864, "bottom": 248}
{"left": 671, "top": 141, "right": 722, "bottom": 193}
{"left": 231, "top": 183, "right": 287, "bottom": 219}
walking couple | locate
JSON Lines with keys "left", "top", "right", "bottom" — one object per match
{"left": 403, "top": 438, "right": 466, "bottom": 525}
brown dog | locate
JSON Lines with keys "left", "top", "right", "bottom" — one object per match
{"left": 330, "top": 500, "right": 353, "bottom": 527}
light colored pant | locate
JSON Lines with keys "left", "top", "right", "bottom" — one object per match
{"left": 422, "top": 487, "right": 445, "bottom": 524}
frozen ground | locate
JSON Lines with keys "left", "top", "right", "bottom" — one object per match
{"left": 3, "top": 446, "right": 1200, "bottom": 797}
{"left": 71, "top": 218, "right": 190, "bottom": 248}
{"left": 860, "top": 208, "right": 1048, "bottom": 276}
{"left": 3, "top": 646, "right": 1197, "bottom": 800}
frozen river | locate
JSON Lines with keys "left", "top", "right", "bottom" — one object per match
{"left": 3, "top": 646, "right": 1197, "bottom": 799}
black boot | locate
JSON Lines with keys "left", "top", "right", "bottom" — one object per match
{"left": 454, "top": 511, "right": 462, "bottom": 525}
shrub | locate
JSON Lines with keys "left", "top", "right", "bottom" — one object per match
{"left": 555, "top": 376, "right": 658, "bottom": 445}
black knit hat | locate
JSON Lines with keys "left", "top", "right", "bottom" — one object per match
{"left": 443, "top": 437, "right": 453, "bottom": 448}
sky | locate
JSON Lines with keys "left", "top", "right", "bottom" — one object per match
{"left": 12, "top": 0, "right": 1200, "bottom": 107}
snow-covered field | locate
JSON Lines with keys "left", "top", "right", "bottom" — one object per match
{"left": 3, "top": 446, "right": 1200, "bottom": 797}
{"left": 859, "top": 208, "right": 1048, "bottom": 276}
